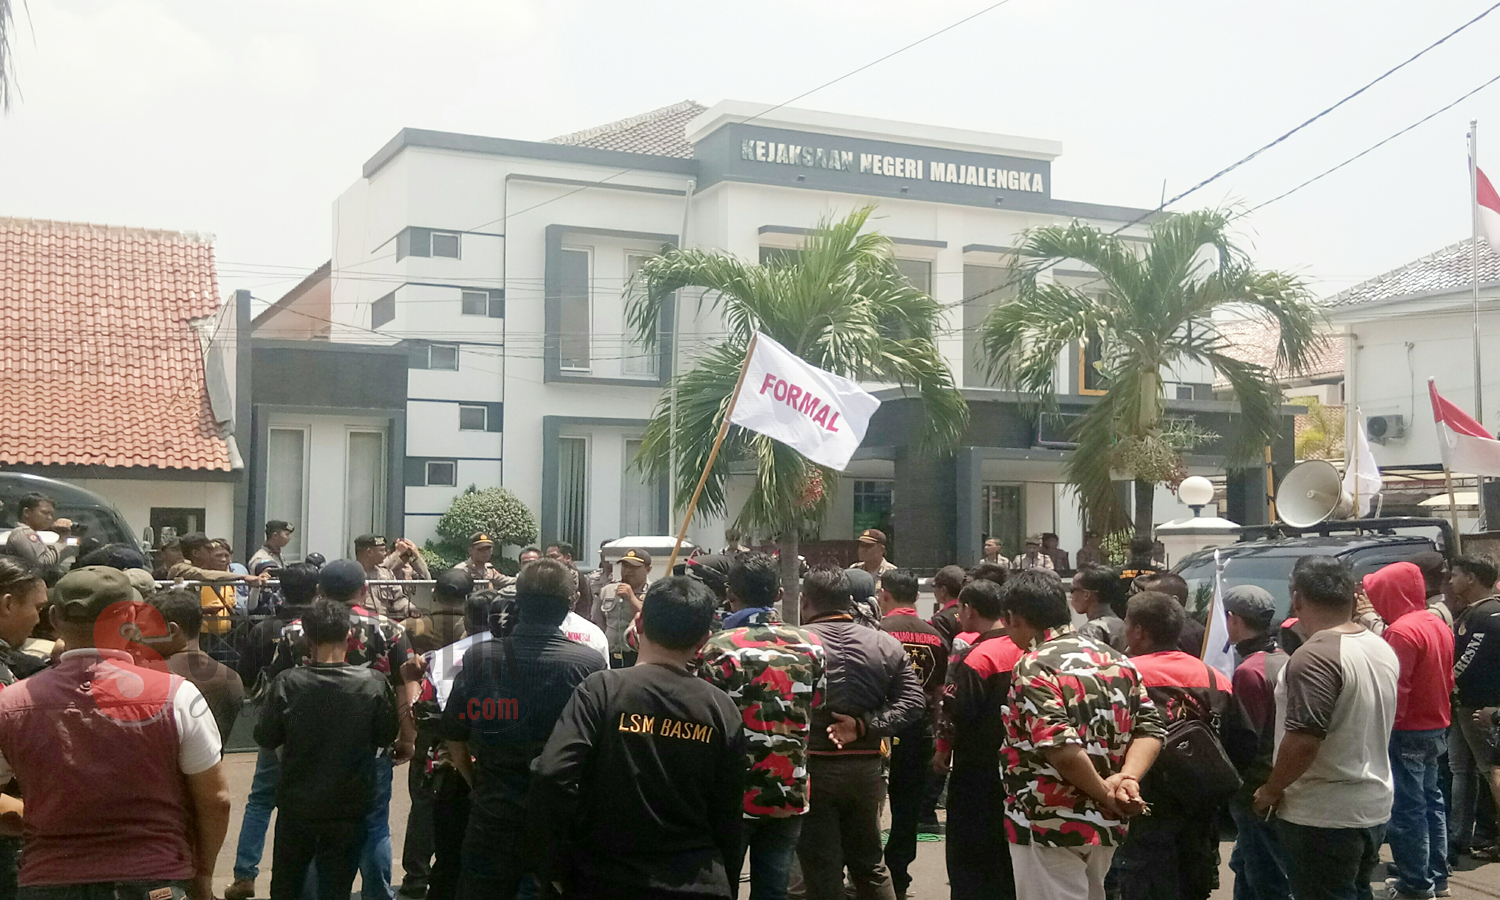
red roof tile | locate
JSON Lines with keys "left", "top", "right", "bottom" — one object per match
{"left": 0, "top": 218, "right": 232, "bottom": 471}
{"left": 1210, "top": 319, "right": 1344, "bottom": 390}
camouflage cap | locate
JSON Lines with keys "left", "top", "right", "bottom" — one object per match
{"left": 54, "top": 566, "right": 143, "bottom": 624}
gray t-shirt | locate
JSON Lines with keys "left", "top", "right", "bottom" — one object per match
{"left": 1273, "top": 627, "right": 1399, "bottom": 828}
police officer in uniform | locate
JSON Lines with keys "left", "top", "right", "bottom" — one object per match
{"left": 4, "top": 493, "right": 75, "bottom": 569}
{"left": 455, "top": 533, "right": 516, "bottom": 594}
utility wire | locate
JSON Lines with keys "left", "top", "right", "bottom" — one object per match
{"left": 1243, "top": 71, "right": 1500, "bottom": 217}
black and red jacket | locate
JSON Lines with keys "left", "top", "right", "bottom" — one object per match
{"left": 881, "top": 608, "right": 948, "bottom": 737}
{"left": 937, "top": 629, "right": 1023, "bottom": 772}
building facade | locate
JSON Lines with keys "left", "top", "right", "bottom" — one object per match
{"left": 257, "top": 100, "right": 1288, "bottom": 567}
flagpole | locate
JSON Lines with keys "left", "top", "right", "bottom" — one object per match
{"left": 1472, "top": 121, "right": 1488, "bottom": 529}
{"left": 1445, "top": 465, "right": 1464, "bottom": 554}
{"left": 666, "top": 332, "right": 760, "bottom": 571}
{"left": 1351, "top": 406, "right": 1362, "bottom": 533}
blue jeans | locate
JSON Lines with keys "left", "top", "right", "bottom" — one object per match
{"left": 733, "top": 816, "right": 802, "bottom": 900}
{"left": 1228, "top": 798, "right": 1290, "bottom": 900}
{"left": 234, "top": 746, "right": 281, "bottom": 881}
{"left": 1389, "top": 729, "right": 1449, "bottom": 897}
{"left": 361, "top": 753, "right": 395, "bottom": 900}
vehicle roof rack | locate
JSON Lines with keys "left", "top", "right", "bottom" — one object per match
{"left": 1237, "top": 517, "right": 1456, "bottom": 556}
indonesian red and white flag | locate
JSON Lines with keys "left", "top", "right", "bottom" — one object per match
{"left": 1479, "top": 165, "right": 1500, "bottom": 249}
{"left": 1429, "top": 379, "right": 1500, "bottom": 476}
{"left": 729, "top": 333, "right": 881, "bottom": 471}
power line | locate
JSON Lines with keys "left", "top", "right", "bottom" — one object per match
{"left": 1243, "top": 71, "right": 1500, "bottom": 217}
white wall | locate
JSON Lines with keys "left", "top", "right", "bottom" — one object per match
{"left": 71, "top": 479, "right": 234, "bottom": 544}
{"left": 1340, "top": 303, "right": 1500, "bottom": 469}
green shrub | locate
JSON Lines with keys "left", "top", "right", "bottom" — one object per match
{"left": 436, "top": 485, "right": 539, "bottom": 548}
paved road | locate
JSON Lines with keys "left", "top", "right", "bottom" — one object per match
{"left": 217, "top": 750, "right": 1500, "bottom": 900}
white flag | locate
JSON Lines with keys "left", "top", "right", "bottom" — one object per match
{"left": 729, "top": 333, "right": 881, "bottom": 471}
{"left": 1202, "top": 549, "right": 1235, "bottom": 679}
{"left": 1342, "top": 409, "right": 1381, "bottom": 517}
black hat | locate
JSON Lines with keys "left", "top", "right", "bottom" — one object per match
{"left": 619, "top": 548, "right": 652, "bottom": 568}
{"left": 265, "top": 520, "right": 295, "bottom": 534}
{"left": 318, "top": 559, "right": 366, "bottom": 599}
{"left": 856, "top": 529, "right": 887, "bottom": 546}
{"left": 846, "top": 568, "right": 877, "bottom": 606}
{"left": 435, "top": 568, "right": 475, "bottom": 601}
{"left": 683, "top": 554, "right": 733, "bottom": 594}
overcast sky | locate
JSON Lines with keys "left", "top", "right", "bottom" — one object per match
{"left": 4, "top": 0, "right": 1499, "bottom": 308}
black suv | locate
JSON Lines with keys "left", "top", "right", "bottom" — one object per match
{"left": 1172, "top": 518, "right": 1454, "bottom": 627}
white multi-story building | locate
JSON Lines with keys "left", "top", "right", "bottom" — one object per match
{"left": 252, "top": 100, "right": 1288, "bottom": 567}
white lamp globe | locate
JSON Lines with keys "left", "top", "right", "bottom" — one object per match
{"left": 1178, "top": 476, "right": 1215, "bottom": 508}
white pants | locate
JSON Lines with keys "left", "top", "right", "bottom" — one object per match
{"left": 1008, "top": 841, "right": 1116, "bottom": 900}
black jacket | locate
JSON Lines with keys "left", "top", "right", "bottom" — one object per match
{"left": 1456, "top": 596, "right": 1500, "bottom": 707}
{"left": 255, "top": 662, "right": 398, "bottom": 821}
{"left": 532, "top": 663, "right": 747, "bottom": 899}
{"left": 804, "top": 613, "right": 925, "bottom": 754}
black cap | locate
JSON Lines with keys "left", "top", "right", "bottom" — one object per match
{"left": 683, "top": 554, "right": 733, "bottom": 594}
{"left": 435, "top": 568, "right": 475, "bottom": 600}
{"left": 265, "top": 520, "right": 294, "bottom": 534}
{"left": 846, "top": 568, "right": 877, "bottom": 605}
{"left": 318, "top": 559, "right": 366, "bottom": 599}
{"left": 619, "top": 548, "right": 652, "bottom": 568}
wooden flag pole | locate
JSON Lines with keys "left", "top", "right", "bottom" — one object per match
{"left": 1445, "top": 465, "right": 1464, "bottom": 555}
{"left": 666, "top": 333, "right": 761, "bottom": 571}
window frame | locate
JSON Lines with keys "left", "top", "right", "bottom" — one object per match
{"left": 429, "top": 343, "right": 460, "bottom": 371}
{"left": 558, "top": 245, "right": 594, "bottom": 372}
{"left": 457, "top": 404, "right": 488, "bottom": 432}
{"left": 430, "top": 231, "right": 461, "bottom": 259}
{"left": 622, "top": 253, "right": 661, "bottom": 378}
{"left": 425, "top": 460, "right": 457, "bottom": 487}
{"left": 460, "top": 290, "right": 489, "bottom": 316}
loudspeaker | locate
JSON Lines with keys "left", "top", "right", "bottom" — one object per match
{"left": 1276, "top": 460, "right": 1357, "bottom": 528}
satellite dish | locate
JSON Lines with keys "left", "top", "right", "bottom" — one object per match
{"left": 1276, "top": 460, "right": 1357, "bottom": 528}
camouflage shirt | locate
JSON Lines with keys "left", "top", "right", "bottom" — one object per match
{"left": 697, "top": 608, "right": 826, "bottom": 818}
{"left": 269, "top": 603, "right": 414, "bottom": 689}
{"left": 1001, "top": 624, "right": 1164, "bottom": 848}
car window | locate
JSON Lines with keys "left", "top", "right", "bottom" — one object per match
{"left": 0, "top": 505, "right": 129, "bottom": 545}
{"left": 1177, "top": 555, "right": 1302, "bottom": 626}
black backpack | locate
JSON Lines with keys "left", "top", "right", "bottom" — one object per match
{"left": 1143, "top": 661, "right": 1242, "bottom": 811}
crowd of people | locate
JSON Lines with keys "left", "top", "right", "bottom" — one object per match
{"left": 0, "top": 489, "right": 1497, "bottom": 900}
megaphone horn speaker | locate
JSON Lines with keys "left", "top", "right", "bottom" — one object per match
{"left": 1276, "top": 460, "right": 1357, "bottom": 528}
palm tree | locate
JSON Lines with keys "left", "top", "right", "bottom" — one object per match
{"left": 626, "top": 206, "right": 967, "bottom": 621}
{"left": 978, "top": 208, "right": 1321, "bottom": 538}
{"left": 0, "top": 0, "right": 17, "bottom": 111}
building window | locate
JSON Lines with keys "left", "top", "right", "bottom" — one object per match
{"left": 621, "top": 438, "right": 661, "bottom": 535}
{"left": 1079, "top": 327, "right": 1107, "bottom": 395}
{"left": 148, "top": 508, "right": 205, "bottom": 546}
{"left": 372, "top": 292, "right": 396, "bottom": 329}
{"left": 345, "top": 430, "right": 387, "bottom": 556}
{"left": 425, "top": 460, "right": 457, "bottom": 487}
{"left": 623, "top": 254, "right": 660, "bottom": 377}
{"left": 853, "top": 479, "right": 894, "bottom": 536}
{"left": 963, "top": 264, "right": 1010, "bottom": 387}
{"left": 559, "top": 248, "right": 592, "bottom": 370}
{"left": 461, "top": 290, "right": 489, "bottom": 316}
{"left": 760, "top": 247, "right": 802, "bottom": 267}
{"left": 429, "top": 344, "right": 459, "bottom": 370}
{"left": 895, "top": 258, "right": 932, "bottom": 294}
{"left": 397, "top": 227, "right": 461, "bottom": 260}
{"left": 431, "top": 231, "right": 461, "bottom": 258}
{"left": 981, "top": 483, "right": 1023, "bottom": 559}
{"left": 458, "top": 405, "right": 487, "bottom": 431}
{"left": 266, "top": 427, "right": 307, "bottom": 559}
{"left": 557, "top": 436, "right": 589, "bottom": 551}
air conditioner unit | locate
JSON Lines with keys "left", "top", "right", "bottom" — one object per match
{"left": 1367, "top": 414, "right": 1406, "bottom": 445}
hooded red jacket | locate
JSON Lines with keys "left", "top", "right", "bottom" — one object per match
{"left": 1365, "top": 561, "right": 1454, "bottom": 731}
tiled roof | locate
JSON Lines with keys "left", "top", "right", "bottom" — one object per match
{"left": 0, "top": 218, "right": 232, "bottom": 471}
{"left": 1323, "top": 238, "right": 1500, "bottom": 308}
{"left": 1211, "top": 319, "right": 1343, "bottom": 389}
{"left": 547, "top": 100, "right": 707, "bottom": 158}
